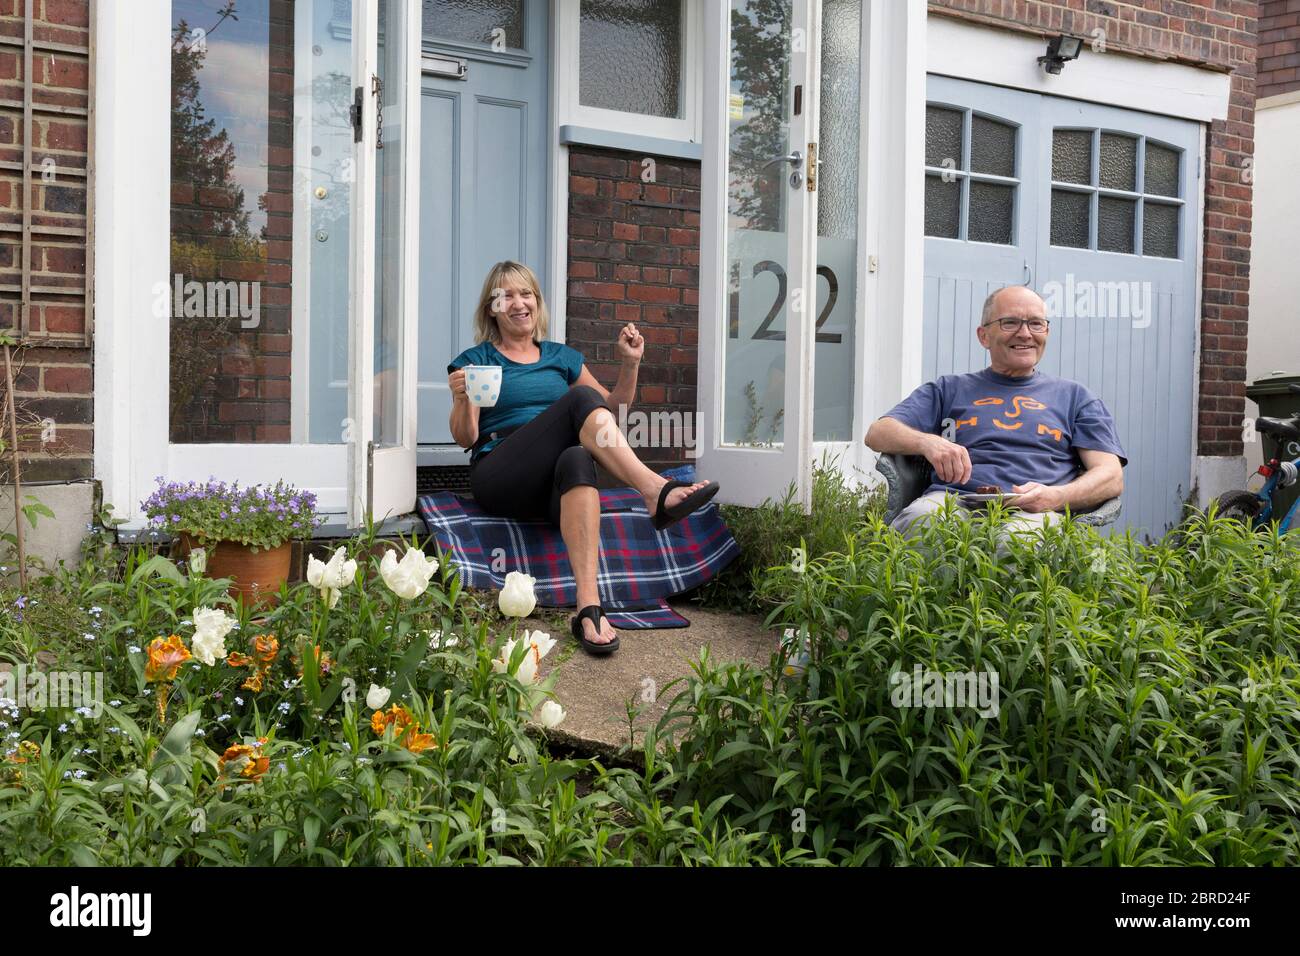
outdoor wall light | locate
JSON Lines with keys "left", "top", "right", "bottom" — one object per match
{"left": 1037, "top": 35, "right": 1083, "bottom": 75}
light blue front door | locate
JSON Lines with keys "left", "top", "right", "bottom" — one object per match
{"left": 924, "top": 75, "right": 1200, "bottom": 540}
{"left": 418, "top": 1, "right": 549, "bottom": 447}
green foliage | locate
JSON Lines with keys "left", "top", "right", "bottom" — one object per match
{"left": 655, "top": 501, "right": 1300, "bottom": 865}
{"left": 693, "top": 460, "right": 886, "bottom": 613}
{"left": 4, "top": 496, "right": 1298, "bottom": 866}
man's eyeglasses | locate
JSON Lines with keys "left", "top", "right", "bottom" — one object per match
{"left": 984, "top": 317, "right": 1050, "bottom": 334}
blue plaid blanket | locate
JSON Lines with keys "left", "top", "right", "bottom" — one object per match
{"left": 417, "top": 465, "right": 740, "bottom": 630}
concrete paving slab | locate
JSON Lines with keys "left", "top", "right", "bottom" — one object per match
{"left": 530, "top": 600, "right": 779, "bottom": 761}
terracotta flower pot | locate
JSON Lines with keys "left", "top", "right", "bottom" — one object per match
{"left": 178, "top": 534, "right": 292, "bottom": 607}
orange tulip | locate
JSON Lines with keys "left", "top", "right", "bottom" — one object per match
{"left": 402, "top": 729, "right": 437, "bottom": 754}
{"left": 226, "top": 651, "right": 253, "bottom": 668}
{"left": 253, "top": 634, "right": 279, "bottom": 666}
{"left": 145, "top": 635, "right": 192, "bottom": 683}
{"left": 218, "top": 742, "right": 270, "bottom": 783}
{"left": 371, "top": 704, "right": 438, "bottom": 753}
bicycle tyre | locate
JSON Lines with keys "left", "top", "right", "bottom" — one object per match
{"left": 1213, "top": 489, "right": 1265, "bottom": 525}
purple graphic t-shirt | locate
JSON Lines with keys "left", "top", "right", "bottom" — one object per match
{"left": 882, "top": 368, "right": 1128, "bottom": 497}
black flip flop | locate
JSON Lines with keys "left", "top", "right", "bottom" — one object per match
{"left": 571, "top": 604, "right": 619, "bottom": 656}
{"left": 650, "top": 479, "right": 720, "bottom": 531}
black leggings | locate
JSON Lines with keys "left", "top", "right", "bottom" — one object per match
{"left": 470, "top": 385, "right": 609, "bottom": 526}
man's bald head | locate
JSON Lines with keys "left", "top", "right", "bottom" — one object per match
{"left": 980, "top": 286, "right": 1047, "bottom": 327}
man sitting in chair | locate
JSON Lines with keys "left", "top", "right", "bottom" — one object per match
{"left": 864, "top": 286, "right": 1127, "bottom": 536}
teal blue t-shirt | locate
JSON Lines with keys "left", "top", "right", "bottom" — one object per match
{"left": 448, "top": 340, "right": 585, "bottom": 461}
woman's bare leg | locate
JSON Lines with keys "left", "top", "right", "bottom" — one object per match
{"left": 558, "top": 485, "right": 615, "bottom": 645}
{"left": 577, "top": 406, "right": 710, "bottom": 516}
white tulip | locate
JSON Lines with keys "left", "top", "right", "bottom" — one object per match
{"left": 188, "top": 547, "right": 207, "bottom": 575}
{"left": 537, "top": 700, "right": 566, "bottom": 729}
{"left": 190, "top": 606, "right": 236, "bottom": 666}
{"left": 366, "top": 684, "right": 391, "bottom": 710}
{"left": 522, "top": 629, "right": 557, "bottom": 661}
{"left": 497, "top": 571, "right": 537, "bottom": 618}
{"left": 306, "top": 547, "right": 358, "bottom": 609}
{"left": 427, "top": 631, "right": 460, "bottom": 650}
{"left": 491, "top": 630, "right": 556, "bottom": 685}
{"left": 379, "top": 547, "right": 439, "bottom": 600}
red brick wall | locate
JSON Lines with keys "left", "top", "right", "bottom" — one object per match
{"left": 169, "top": 0, "right": 292, "bottom": 443}
{"left": 0, "top": 0, "right": 92, "bottom": 481}
{"left": 1259, "top": 0, "right": 1300, "bottom": 97}
{"left": 566, "top": 147, "right": 700, "bottom": 475}
{"left": 929, "top": 0, "right": 1258, "bottom": 460}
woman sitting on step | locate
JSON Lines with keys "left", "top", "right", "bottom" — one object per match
{"left": 446, "top": 261, "right": 720, "bottom": 657}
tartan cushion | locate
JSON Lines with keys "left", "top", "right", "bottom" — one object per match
{"left": 417, "top": 465, "right": 738, "bottom": 630}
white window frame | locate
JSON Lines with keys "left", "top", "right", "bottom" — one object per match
{"left": 555, "top": 0, "right": 703, "bottom": 144}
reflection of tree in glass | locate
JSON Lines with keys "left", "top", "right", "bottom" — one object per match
{"left": 729, "top": 0, "right": 789, "bottom": 233}
{"left": 298, "top": 69, "right": 354, "bottom": 234}
{"left": 741, "top": 380, "right": 783, "bottom": 447}
{"left": 169, "top": 2, "right": 267, "bottom": 440}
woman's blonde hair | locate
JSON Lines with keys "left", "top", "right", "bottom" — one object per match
{"left": 473, "top": 261, "right": 550, "bottom": 345}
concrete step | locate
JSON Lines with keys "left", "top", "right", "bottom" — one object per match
{"left": 533, "top": 601, "right": 777, "bottom": 760}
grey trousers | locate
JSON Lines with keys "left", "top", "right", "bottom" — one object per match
{"left": 890, "top": 490, "right": 1061, "bottom": 543}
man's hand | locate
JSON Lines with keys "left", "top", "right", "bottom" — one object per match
{"left": 922, "top": 434, "right": 973, "bottom": 486}
{"left": 1009, "top": 481, "right": 1065, "bottom": 513}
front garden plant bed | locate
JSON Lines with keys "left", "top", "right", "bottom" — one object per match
{"left": 0, "top": 496, "right": 1298, "bottom": 865}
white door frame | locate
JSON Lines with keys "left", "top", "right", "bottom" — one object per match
{"left": 93, "top": 0, "right": 418, "bottom": 530}
{"left": 350, "top": 0, "right": 421, "bottom": 526}
{"left": 697, "top": 0, "right": 926, "bottom": 510}
{"left": 698, "top": 0, "right": 819, "bottom": 511}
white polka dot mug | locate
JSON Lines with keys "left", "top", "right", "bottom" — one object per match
{"left": 463, "top": 365, "right": 502, "bottom": 408}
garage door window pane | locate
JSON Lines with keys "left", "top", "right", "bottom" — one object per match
{"left": 925, "top": 106, "right": 963, "bottom": 169}
{"left": 1143, "top": 202, "right": 1179, "bottom": 258}
{"left": 1098, "top": 196, "right": 1135, "bottom": 253}
{"left": 1052, "top": 129, "right": 1091, "bottom": 185}
{"left": 1050, "top": 189, "right": 1090, "bottom": 248}
{"left": 925, "top": 174, "right": 960, "bottom": 238}
{"left": 580, "top": 0, "right": 683, "bottom": 118}
{"left": 422, "top": 0, "right": 524, "bottom": 48}
{"left": 1144, "top": 142, "right": 1180, "bottom": 198}
{"left": 970, "top": 115, "right": 1015, "bottom": 177}
{"left": 968, "top": 181, "right": 1013, "bottom": 244}
{"left": 1099, "top": 133, "right": 1137, "bottom": 192}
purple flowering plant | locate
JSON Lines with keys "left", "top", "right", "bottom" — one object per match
{"left": 141, "top": 477, "right": 319, "bottom": 551}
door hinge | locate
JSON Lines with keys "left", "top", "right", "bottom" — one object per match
{"left": 349, "top": 84, "right": 364, "bottom": 143}
{"left": 807, "top": 142, "right": 818, "bottom": 192}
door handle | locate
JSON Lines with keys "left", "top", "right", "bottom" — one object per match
{"left": 761, "top": 150, "right": 803, "bottom": 172}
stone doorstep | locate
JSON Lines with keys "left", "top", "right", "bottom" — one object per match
{"left": 529, "top": 602, "right": 778, "bottom": 759}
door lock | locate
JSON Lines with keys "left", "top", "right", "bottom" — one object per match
{"left": 762, "top": 150, "right": 803, "bottom": 187}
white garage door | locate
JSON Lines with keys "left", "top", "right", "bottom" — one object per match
{"left": 923, "top": 75, "right": 1200, "bottom": 540}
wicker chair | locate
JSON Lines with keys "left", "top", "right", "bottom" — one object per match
{"left": 874, "top": 452, "right": 1122, "bottom": 528}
